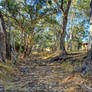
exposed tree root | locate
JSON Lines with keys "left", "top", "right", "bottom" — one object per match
{"left": 48, "top": 54, "right": 79, "bottom": 63}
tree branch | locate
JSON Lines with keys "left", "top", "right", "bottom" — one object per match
{"left": 61, "top": 0, "right": 64, "bottom": 14}
{"left": 65, "top": 0, "right": 72, "bottom": 15}
{"left": 54, "top": 0, "right": 64, "bottom": 15}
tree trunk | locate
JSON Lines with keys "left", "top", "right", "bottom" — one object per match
{"left": 86, "top": 0, "right": 92, "bottom": 66}
{"left": 24, "top": 42, "right": 33, "bottom": 57}
{"left": 81, "top": 0, "right": 92, "bottom": 76}
{"left": 69, "top": 9, "right": 73, "bottom": 51}
{"left": 60, "top": 16, "right": 68, "bottom": 56}
{"left": 89, "top": 0, "right": 92, "bottom": 51}
{"left": 60, "top": 0, "right": 72, "bottom": 56}
{"left": 26, "top": 46, "right": 33, "bottom": 56}
{"left": 69, "top": 29, "right": 72, "bottom": 51}
{"left": 0, "top": 11, "right": 11, "bottom": 59}
{"left": 0, "top": 32, "right": 6, "bottom": 62}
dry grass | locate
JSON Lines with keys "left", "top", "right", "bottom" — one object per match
{"left": 0, "top": 51, "right": 91, "bottom": 92}
{"left": 0, "top": 60, "right": 19, "bottom": 81}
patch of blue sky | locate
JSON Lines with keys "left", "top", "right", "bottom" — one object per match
{"left": 56, "top": 9, "right": 90, "bottom": 42}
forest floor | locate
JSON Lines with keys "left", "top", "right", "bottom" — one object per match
{"left": 0, "top": 51, "right": 92, "bottom": 92}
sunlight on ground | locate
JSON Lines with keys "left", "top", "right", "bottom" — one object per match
{"left": 31, "top": 50, "right": 87, "bottom": 60}
{"left": 32, "top": 51, "right": 60, "bottom": 59}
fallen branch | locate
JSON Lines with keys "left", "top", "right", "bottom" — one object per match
{"left": 85, "top": 84, "right": 92, "bottom": 90}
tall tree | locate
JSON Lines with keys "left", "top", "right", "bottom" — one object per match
{"left": 0, "top": 11, "right": 11, "bottom": 59}
{"left": 0, "top": 0, "right": 51, "bottom": 57}
{"left": 81, "top": 0, "right": 92, "bottom": 76}
{"left": 54, "top": 0, "right": 72, "bottom": 56}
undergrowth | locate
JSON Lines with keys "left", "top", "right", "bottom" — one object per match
{"left": 0, "top": 60, "right": 18, "bottom": 81}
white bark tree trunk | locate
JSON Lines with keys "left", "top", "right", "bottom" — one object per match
{"left": 69, "top": 9, "right": 74, "bottom": 51}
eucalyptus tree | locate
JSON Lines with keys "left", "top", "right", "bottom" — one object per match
{"left": 71, "top": 25, "right": 85, "bottom": 50}
{"left": 88, "top": 0, "right": 92, "bottom": 53}
{"left": 55, "top": 0, "right": 72, "bottom": 56}
{"left": 66, "top": 0, "right": 90, "bottom": 52}
{"left": 47, "top": 0, "right": 72, "bottom": 56}
{"left": 0, "top": 11, "right": 11, "bottom": 60}
{"left": 81, "top": 0, "right": 92, "bottom": 76}
{"left": 0, "top": 0, "right": 56, "bottom": 58}
{"left": 34, "top": 15, "right": 61, "bottom": 51}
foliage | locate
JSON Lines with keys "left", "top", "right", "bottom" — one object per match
{"left": 0, "top": 1, "right": 91, "bottom": 91}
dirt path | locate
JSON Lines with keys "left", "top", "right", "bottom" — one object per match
{"left": 3, "top": 56, "right": 92, "bottom": 92}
